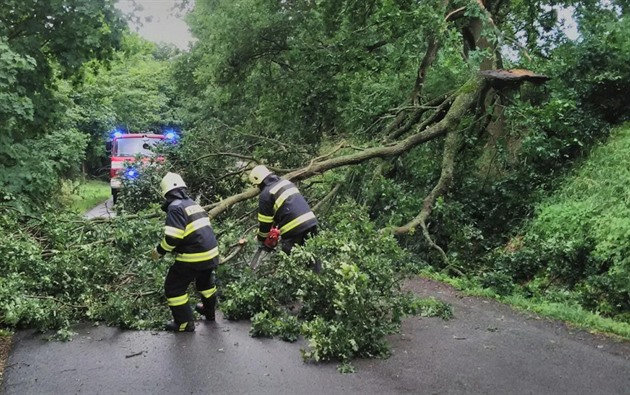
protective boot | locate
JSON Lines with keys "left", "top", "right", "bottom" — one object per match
{"left": 195, "top": 295, "right": 216, "bottom": 321}
{"left": 165, "top": 320, "right": 195, "bottom": 332}
{"left": 167, "top": 304, "right": 195, "bottom": 332}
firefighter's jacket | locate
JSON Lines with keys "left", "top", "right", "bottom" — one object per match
{"left": 257, "top": 174, "right": 318, "bottom": 242}
{"left": 156, "top": 195, "right": 219, "bottom": 269}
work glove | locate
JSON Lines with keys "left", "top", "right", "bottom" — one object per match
{"left": 150, "top": 248, "right": 162, "bottom": 261}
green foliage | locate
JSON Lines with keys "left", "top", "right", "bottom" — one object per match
{"left": 220, "top": 202, "right": 451, "bottom": 366}
{"left": 555, "top": 15, "right": 630, "bottom": 124}
{"left": 0, "top": 206, "right": 173, "bottom": 332}
{"left": 79, "top": 34, "right": 182, "bottom": 132}
{"left": 0, "top": 1, "right": 126, "bottom": 206}
{"left": 250, "top": 311, "right": 301, "bottom": 342}
{"left": 405, "top": 296, "right": 454, "bottom": 320}
{"left": 0, "top": 128, "right": 89, "bottom": 208}
{"left": 116, "top": 159, "right": 168, "bottom": 214}
{"left": 164, "top": 126, "right": 251, "bottom": 203}
{"left": 0, "top": 38, "right": 35, "bottom": 124}
{"left": 489, "top": 124, "right": 630, "bottom": 321}
{"left": 0, "top": 200, "right": 453, "bottom": 370}
{"left": 0, "top": 0, "right": 125, "bottom": 141}
{"left": 178, "top": 0, "right": 460, "bottom": 171}
{"left": 348, "top": 8, "right": 630, "bottom": 283}
{"left": 75, "top": 33, "right": 185, "bottom": 177}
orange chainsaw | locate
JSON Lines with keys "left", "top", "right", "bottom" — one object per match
{"left": 263, "top": 226, "right": 281, "bottom": 249}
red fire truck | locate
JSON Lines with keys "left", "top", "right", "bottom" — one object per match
{"left": 108, "top": 130, "right": 177, "bottom": 204}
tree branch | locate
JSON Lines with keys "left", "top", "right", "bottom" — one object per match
{"left": 205, "top": 78, "right": 481, "bottom": 220}
{"left": 445, "top": 7, "right": 467, "bottom": 22}
{"left": 411, "top": 37, "right": 441, "bottom": 105}
{"left": 313, "top": 183, "right": 342, "bottom": 213}
{"left": 386, "top": 93, "right": 456, "bottom": 141}
{"left": 390, "top": 130, "right": 465, "bottom": 276}
{"left": 220, "top": 238, "right": 248, "bottom": 265}
{"left": 391, "top": 129, "right": 458, "bottom": 237}
{"left": 195, "top": 152, "right": 256, "bottom": 162}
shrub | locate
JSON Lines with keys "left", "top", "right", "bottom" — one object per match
{"left": 488, "top": 125, "right": 630, "bottom": 320}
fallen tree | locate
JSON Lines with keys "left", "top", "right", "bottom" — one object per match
{"left": 194, "top": 0, "right": 554, "bottom": 266}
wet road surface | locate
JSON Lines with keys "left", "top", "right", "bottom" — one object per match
{"left": 3, "top": 278, "right": 629, "bottom": 395}
{"left": 83, "top": 198, "right": 116, "bottom": 220}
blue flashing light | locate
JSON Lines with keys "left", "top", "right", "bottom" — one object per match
{"left": 110, "top": 128, "right": 125, "bottom": 139}
{"left": 163, "top": 128, "right": 180, "bottom": 143}
{"left": 124, "top": 168, "right": 139, "bottom": 180}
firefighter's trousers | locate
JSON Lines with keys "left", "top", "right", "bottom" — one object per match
{"left": 164, "top": 261, "right": 217, "bottom": 324}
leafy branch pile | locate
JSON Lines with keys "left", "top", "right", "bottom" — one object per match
{"left": 219, "top": 203, "right": 452, "bottom": 367}
{"left": 0, "top": 201, "right": 451, "bottom": 366}
{"left": 0, "top": 207, "right": 171, "bottom": 338}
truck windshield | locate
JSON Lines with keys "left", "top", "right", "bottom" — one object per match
{"left": 115, "top": 137, "right": 163, "bottom": 157}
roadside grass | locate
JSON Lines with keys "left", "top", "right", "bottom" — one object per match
{"left": 421, "top": 270, "right": 630, "bottom": 340}
{"left": 61, "top": 179, "right": 111, "bottom": 213}
{"left": 417, "top": 125, "right": 630, "bottom": 342}
{"left": 503, "top": 294, "right": 630, "bottom": 339}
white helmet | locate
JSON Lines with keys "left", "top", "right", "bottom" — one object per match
{"left": 249, "top": 165, "right": 272, "bottom": 185}
{"left": 160, "top": 172, "right": 187, "bottom": 196}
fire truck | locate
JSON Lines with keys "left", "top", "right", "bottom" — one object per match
{"left": 108, "top": 130, "right": 178, "bottom": 204}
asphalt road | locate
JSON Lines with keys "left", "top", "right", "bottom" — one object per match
{"left": 83, "top": 197, "right": 116, "bottom": 219}
{"left": 3, "top": 278, "right": 629, "bottom": 395}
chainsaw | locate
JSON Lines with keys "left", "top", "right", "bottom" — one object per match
{"left": 249, "top": 226, "right": 280, "bottom": 270}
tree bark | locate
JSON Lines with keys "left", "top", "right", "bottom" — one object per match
{"left": 391, "top": 129, "right": 460, "bottom": 237}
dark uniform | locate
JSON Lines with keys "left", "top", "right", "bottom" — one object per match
{"left": 257, "top": 174, "right": 318, "bottom": 256}
{"left": 156, "top": 188, "right": 219, "bottom": 332}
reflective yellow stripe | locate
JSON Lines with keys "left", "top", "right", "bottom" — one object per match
{"left": 280, "top": 211, "right": 316, "bottom": 234}
{"left": 183, "top": 217, "right": 211, "bottom": 237}
{"left": 179, "top": 323, "right": 189, "bottom": 331}
{"left": 200, "top": 287, "right": 217, "bottom": 299}
{"left": 167, "top": 294, "right": 189, "bottom": 306}
{"left": 270, "top": 180, "right": 291, "bottom": 194}
{"left": 273, "top": 187, "right": 299, "bottom": 212}
{"left": 258, "top": 231, "right": 269, "bottom": 238}
{"left": 175, "top": 247, "right": 219, "bottom": 263}
{"left": 258, "top": 213, "right": 274, "bottom": 223}
{"left": 164, "top": 226, "right": 184, "bottom": 239}
{"left": 160, "top": 238, "right": 176, "bottom": 252}
{"left": 185, "top": 205, "right": 206, "bottom": 216}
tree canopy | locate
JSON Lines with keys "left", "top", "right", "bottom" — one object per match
{"left": 0, "top": 0, "right": 126, "bottom": 204}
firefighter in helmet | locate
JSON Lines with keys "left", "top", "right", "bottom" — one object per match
{"left": 151, "top": 172, "right": 219, "bottom": 332}
{"left": 249, "top": 165, "right": 320, "bottom": 270}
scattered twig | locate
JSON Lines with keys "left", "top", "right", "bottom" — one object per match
{"left": 221, "top": 239, "right": 248, "bottom": 265}
{"left": 313, "top": 183, "right": 342, "bottom": 213}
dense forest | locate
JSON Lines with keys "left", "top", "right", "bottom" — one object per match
{"left": 1, "top": 0, "right": 629, "bottom": 367}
